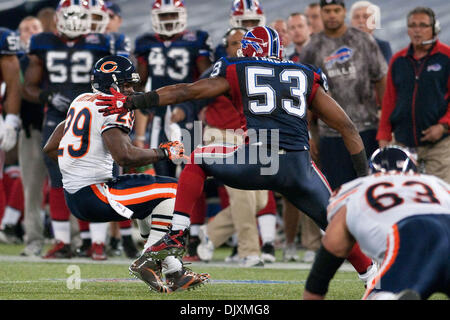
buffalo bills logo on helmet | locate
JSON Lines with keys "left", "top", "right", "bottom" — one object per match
{"left": 324, "top": 46, "right": 353, "bottom": 68}
{"left": 240, "top": 26, "right": 282, "bottom": 59}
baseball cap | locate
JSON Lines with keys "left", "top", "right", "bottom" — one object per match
{"left": 320, "top": 0, "right": 345, "bottom": 8}
{"left": 105, "top": 1, "right": 122, "bottom": 17}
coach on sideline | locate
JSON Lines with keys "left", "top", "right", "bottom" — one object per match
{"left": 377, "top": 7, "right": 450, "bottom": 183}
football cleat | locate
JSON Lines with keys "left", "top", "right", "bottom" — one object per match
{"left": 283, "top": 243, "right": 299, "bottom": 262}
{"left": 91, "top": 242, "right": 107, "bottom": 261}
{"left": 196, "top": 225, "right": 214, "bottom": 262}
{"left": 165, "top": 267, "right": 210, "bottom": 292}
{"left": 261, "top": 242, "right": 276, "bottom": 263}
{"left": 43, "top": 241, "right": 72, "bottom": 259}
{"left": 359, "top": 262, "right": 379, "bottom": 287}
{"left": 75, "top": 241, "right": 93, "bottom": 258}
{"left": 224, "top": 246, "right": 240, "bottom": 263}
{"left": 146, "top": 228, "right": 187, "bottom": 260}
{"left": 129, "top": 255, "right": 171, "bottom": 293}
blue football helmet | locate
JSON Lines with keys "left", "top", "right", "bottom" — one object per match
{"left": 369, "top": 146, "right": 418, "bottom": 174}
{"left": 91, "top": 55, "right": 140, "bottom": 94}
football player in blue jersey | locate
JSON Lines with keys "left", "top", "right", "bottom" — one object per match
{"left": 96, "top": 26, "right": 378, "bottom": 283}
{"left": 0, "top": 28, "right": 21, "bottom": 233}
{"left": 133, "top": 0, "right": 213, "bottom": 177}
{"left": 0, "top": 27, "right": 21, "bottom": 153}
{"left": 22, "top": 0, "right": 130, "bottom": 259}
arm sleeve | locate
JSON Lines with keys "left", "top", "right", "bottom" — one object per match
{"left": 376, "top": 61, "right": 397, "bottom": 141}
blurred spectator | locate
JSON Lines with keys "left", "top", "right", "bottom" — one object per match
{"left": 305, "top": 2, "right": 324, "bottom": 34}
{"left": 270, "top": 18, "right": 292, "bottom": 58}
{"left": 377, "top": 7, "right": 450, "bottom": 183}
{"left": 284, "top": 12, "right": 322, "bottom": 263}
{"left": 350, "top": 0, "right": 392, "bottom": 63}
{"left": 17, "top": 16, "right": 48, "bottom": 257}
{"left": 287, "top": 13, "right": 310, "bottom": 62}
{"left": 36, "top": 7, "right": 57, "bottom": 33}
{"left": 105, "top": 1, "right": 123, "bottom": 33}
{"left": 300, "top": 0, "right": 387, "bottom": 191}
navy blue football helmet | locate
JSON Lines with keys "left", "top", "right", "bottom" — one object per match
{"left": 369, "top": 146, "right": 418, "bottom": 174}
{"left": 91, "top": 55, "right": 140, "bottom": 94}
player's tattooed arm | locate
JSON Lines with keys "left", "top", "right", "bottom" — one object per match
{"left": 43, "top": 120, "right": 65, "bottom": 161}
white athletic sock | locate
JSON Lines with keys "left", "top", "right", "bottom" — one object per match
{"left": 89, "top": 222, "right": 108, "bottom": 244}
{"left": 51, "top": 221, "right": 71, "bottom": 244}
{"left": 162, "top": 256, "right": 182, "bottom": 275}
{"left": 258, "top": 214, "right": 277, "bottom": 244}
{"left": 189, "top": 224, "right": 200, "bottom": 237}
{"left": 1, "top": 206, "right": 21, "bottom": 228}
{"left": 171, "top": 213, "right": 190, "bottom": 231}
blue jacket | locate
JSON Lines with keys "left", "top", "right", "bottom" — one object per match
{"left": 377, "top": 40, "right": 450, "bottom": 147}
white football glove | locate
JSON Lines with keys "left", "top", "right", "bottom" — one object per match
{"left": 0, "top": 114, "right": 21, "bottom": 152}
{"left": 50, "top": 93, "right": 72, "bottom": 113}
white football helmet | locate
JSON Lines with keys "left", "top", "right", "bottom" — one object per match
{"left": 55, "top": 0, "right": 91, "bottom": 38}
{"left": 151, "top": 0, "right": 187, "bottom": 37}
{"left": 230, "top": 0, "right": 266, "bottom": 28}
{"left": 88, "top": 0, "right": 110, "bottom": 33}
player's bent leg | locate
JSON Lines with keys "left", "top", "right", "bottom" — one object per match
{"left": 363, "top": 215, "right": 450, "bottom": 300}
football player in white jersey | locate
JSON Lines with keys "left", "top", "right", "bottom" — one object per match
{"left": 303, "top": 146, "right": 450, "bottom": 300}
{"left": 43, "top": 55, "right": 209, "bottom": 293}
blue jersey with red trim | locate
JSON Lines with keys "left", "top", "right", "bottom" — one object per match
{"left": 134, "top": 30, "right": 212, "bottom": 89}
{"left": 28, "top": 32, "right": 124, "bottom": 114}
{"left": 211, "top": 56, "right": 328, "bottom": 151}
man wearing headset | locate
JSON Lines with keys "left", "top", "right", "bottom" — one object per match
{"left": 377, "top": 6, "right": 450, "bottom": 184}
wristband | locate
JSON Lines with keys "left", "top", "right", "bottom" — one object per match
{"left": 5, "top": 114, "right": 21, "bottom": 130}
{"left": 156, "top": 148, "right": 168, "bottom": 160}
{"left": 305, "top": 244, "right": 345, "bottom": 296}
{"left": 131, "top": 91, "right": 159, "bottom": 110}
{"left": 351, "top": 149, "right": 369, "bottom": 177}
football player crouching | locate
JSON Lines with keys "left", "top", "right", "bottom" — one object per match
{"left": 43, "top": 55, "right": 210, "bottom": 293}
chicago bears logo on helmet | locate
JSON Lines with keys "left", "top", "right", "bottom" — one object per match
{"left": 100, "top": 61, "right": 118, "bottom": 73}
{"left": 239, "top": 26, "right": 282, "bottom": 60}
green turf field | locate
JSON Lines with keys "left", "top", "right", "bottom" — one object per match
{"left": 0, "top": 243, "right": 446, "bottom": 300}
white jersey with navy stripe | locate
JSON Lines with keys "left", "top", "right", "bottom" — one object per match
{"left": 58, "top": 93, "right": 134, "bottom": 193}
{"left": 327, "top": 172, "right": 450, "bottom": 263}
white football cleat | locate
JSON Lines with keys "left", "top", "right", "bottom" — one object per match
{"left": 196, "top": 224, "right": 214, "bottom": 262}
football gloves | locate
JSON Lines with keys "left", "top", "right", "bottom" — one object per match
{"left": 159, "top": 141, "right": 188, "bottom": 162}
{"left": 96, "top": 87, "right": 130, "bottom": 116}
{"left": 0, "top": 114, "right": 21, "bottom": 152}
{"left": 39, "top": 90, "right": 72, "bottom": 113}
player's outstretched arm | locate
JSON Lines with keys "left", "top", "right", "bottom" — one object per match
{"left": 311, "top": 87, "right": 368, "bottom": 177}
{"left": 303, "top": 206, "right": 355, "bottom": 300}
{"left": 97, "top": 77, "right": 230, "bottom": 116}
{"left": 101, "top": 127, "right": 184, "bottom": 167}
{"left": 43, "top": 120, "right": 65, "bottom": 161}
